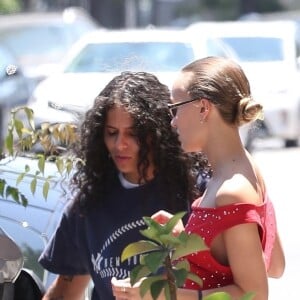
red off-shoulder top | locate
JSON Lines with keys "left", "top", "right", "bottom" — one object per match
{"left": 183, "top": 195, "right": 276, "bottom": 290}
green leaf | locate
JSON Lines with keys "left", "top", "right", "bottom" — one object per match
{"left": 121, "top": 240, "right": 160, "bottom": 262}
{"left": 159, "top": 233, "right": 182, "bottom": 247}
{"left": 66, "top": 159, "right": 73, "bottom": 175}
{"left": 203, "top": 292, "right": 231, "bottom": 300}
{"left": 1, "top": 180, "right": 28, "bottom": 207}
{"left": 43, "top": 180, "right": 50, "bottom": 199}
{"left": 55, "top": 157, "right": 64, "bottom": 174}
{"left": 173, "top": 268, "right": 188, "bottom": 287}
{"left": 140, "top": 226, "right": 163, "bottom": 244}
{"left": 163, "top": 283, "right": 171, "bottom": 300}
{"left": 130, "top": 264, "right": 151, "bottom": 286}
{"left": 186, "top": 271, "right": 203, "bottom": 286}
{"left": 0, "top": 179, "right": 5, "bottom": 196}
{"left": 16, "top": 172, "right": 26, "bottom": 185}
{"left": 139, "top": 275, "right": 165, "bottom": 298}
{"left": 150, "top": 279, "right": 166, "bottom": 300}
{"left": 143, "top": 250, "right": 168, "bottom": 273}
{"left": 173, "top": 259, "right": 190, "bottom": 271}
{"left": 5, "top": 131, "right": 13, "bottom": 155}
{"left": 20, "top": 194, "right": 28, "bottom": 207}
{"left": 172, "top": 233, "right": 208, "bottom": 261}
{"left": 38, "top": 155, "right": 45, "bottom": 174}
{"left": 140, "top": 212, "right": 187, "bottom": 246}
{"left": 163, "top": 211, "right": 186, "bottom": 234}
{"left": 142, "top": 216, "right": 165, "bottom": 234}
{"left": 30, "top": 177, "right": 37, "bottom": 195}
{"left": 6, "top": 186, "right": 20, "bottom": 203}
{"left": 14, "top": 118, "right": 24, "bottom": 138}
{"left": 24, "top": 106, "right": 35, "bottom": 130}
{"left": 177, "top": 231, "right": 189, "bottom": 243}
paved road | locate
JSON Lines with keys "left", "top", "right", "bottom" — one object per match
{"left": 252, "top": 145, "right": 300, "bottom": 299}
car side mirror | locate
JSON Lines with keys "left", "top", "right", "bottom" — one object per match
{"left": 0, "top": 227, "right": 24, "bottom": 283}
{"left": 0, "top": 227, "right": 24, "bottom": 299}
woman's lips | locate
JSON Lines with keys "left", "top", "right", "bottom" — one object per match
{"left": 114, "top": 155, "right": 131, "bottom": 164}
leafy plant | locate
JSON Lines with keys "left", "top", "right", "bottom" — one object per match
{"left": 1, "top": 106, "right": 81, "bottom": 206}
{"left": 121, "top": 211, "right": 206, "bottom": 300}
{"left": 0, "top": 178, "right": 28, "bottom": 206}
{"left": 5, "top": 106, "right": 78, "bottom": 156}
{"left": 121, "top": 211, "right": 255, "bottom": 300}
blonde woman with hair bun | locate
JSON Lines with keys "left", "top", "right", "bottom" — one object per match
{"left": 113, "top": 57, "right": 285, "bottom": 300}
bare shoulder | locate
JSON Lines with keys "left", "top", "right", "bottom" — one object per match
{"left": 215, "top": 173, "right": 261, "bottom": 207}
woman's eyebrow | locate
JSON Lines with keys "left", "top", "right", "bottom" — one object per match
{"left": 105, "top": 125, "right": 135, "bottom": 130}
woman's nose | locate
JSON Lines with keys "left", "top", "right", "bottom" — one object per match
{"left": 115, "top": 135, "right": 127, "bottom": 150}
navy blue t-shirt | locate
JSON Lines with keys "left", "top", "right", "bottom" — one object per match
{"left": 39, "top": 174, "right": 181, "bottom": 300}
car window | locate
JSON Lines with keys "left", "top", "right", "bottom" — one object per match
{"left": 222, "top": 37, "right": 284, "bottom": 62}
{"left": 0, "top": 25, "right": 70, "bottom": 65}
{"left": 65, "top": 42, "right": 195, "bottom": 72}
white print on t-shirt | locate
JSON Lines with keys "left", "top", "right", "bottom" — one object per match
{"left": 91, "top": 218, "right": 145, "bottom": 279}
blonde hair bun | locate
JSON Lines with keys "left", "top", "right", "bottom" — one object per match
{"left": 237, "top": 97, "right": 264, "bottom": 126}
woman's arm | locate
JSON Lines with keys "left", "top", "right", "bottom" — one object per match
{"left": 42, "top": 274, "right": 91, "bottom": 300}
{"left": 219, "top": 222, "right": 269, "bottom": 300}
{"left": 267, "top": 230, "right": 285, "bottom": 278}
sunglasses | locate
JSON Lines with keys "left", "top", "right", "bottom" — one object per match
{"left": 168, "top": 98, "right": 200, "bottom": 118}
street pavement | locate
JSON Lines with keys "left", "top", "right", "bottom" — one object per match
{"left": 252, "top": 143, "right": 300, "bottom": 299}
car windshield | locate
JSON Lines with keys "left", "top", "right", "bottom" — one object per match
{"left": 64, "top": 42, "right": 195, "bottom": 72}
{"left": 222, "top": 37, "right": 284, "bottom": 62}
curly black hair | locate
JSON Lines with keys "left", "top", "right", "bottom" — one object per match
{"left": 70, "top": 71, "right": 205, "bottom": 213}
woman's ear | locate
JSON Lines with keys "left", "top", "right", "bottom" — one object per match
{"left": 199, "top": 99, "right": 210, "bottom": 115}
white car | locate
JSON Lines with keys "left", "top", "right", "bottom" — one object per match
{"left": 26, "top": 27, "right": 235, "bottom": 126}
{"left": 188, "top": 20, "right": 300, "bottom": 148}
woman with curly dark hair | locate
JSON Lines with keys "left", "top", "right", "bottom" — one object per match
{"left": 39, "top": 71, "right": 205, "bottom": 300}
